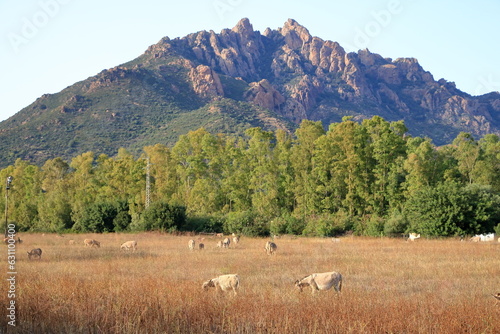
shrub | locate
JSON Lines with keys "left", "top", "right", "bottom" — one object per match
{"left": 224, "top": 210, "right": 269, "bottom": 237}
{"left": 365, "top": 215, "right": 385, "bottom": 237}
{"left": 384, "top": 210, "right": 408, "bottom": 236}
{"left": 132, "top": 202, "right": 186, "bottom": 232}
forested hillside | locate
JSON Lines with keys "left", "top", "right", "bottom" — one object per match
{"left": 2, "top": 116, "right": 500, "bottom": 237}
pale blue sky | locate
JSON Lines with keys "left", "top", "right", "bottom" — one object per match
{"left": 1, "top": 0, "right": 499, "bottom": 122}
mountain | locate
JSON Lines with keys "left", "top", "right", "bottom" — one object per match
{"left": 1, "top": 18, "right": 500, "bottom": 167}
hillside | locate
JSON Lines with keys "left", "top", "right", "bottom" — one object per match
{"left": 1, "top": 18, "right": 499, "bottom": 166}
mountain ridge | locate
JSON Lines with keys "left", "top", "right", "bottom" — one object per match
{"left": 1, "top": 18, "right": 499, "bottom": 167}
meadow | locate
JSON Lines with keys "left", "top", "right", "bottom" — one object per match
{"left": 2, "top": 233, "right": 499, "bottom": 333}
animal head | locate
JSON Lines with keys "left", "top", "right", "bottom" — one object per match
{"left": 202, "top": 279, "right": 215, "bottom": 290}
{"left": 294, "top": 280, "right": 308, "bottom": 292}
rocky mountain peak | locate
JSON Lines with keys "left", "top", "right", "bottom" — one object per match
{"left": 280, "top": 18, "right": 312, "bottom": 49}
{"left": 231, "top": 18, "right": 254, "bottom": 37}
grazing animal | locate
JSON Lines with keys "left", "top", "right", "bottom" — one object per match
{"left": 479, "top": 233, "right": 495, "bottom": 242}
{"left": 121, "top": 240, "right": 138, "bottom": 251}
{"left": 216, "top": 233, "right": 224, "bottom": 238}
{"left": 188, "top": 239, "right": 196, "bottom": 250}
{"left": 68, "top": 240, "right": 76, "bottom": 245}
{"left": 407, "top": 233, "right": 421, "bottom": 241}
{"left": 470, "top": 236, "right": 481, "bottom": 242}
{"left": 202, "top": 274, "right": 240, "bottom": 295}
{"left": 27, "top": 248, "right": 43, "bottom": 260}
{"left": 216, "top": 240, "right": 223, "bottom": 248}
{"left": 84, "top": 239, "right": 100, "bottom": 248}
{"left": 232, "top": 235, "right": 240, "bottom": 245}
{"left": 265, "top": 241, "right": 277, "bottom": 255}
{"left": 3, "top": 237, "right": 22, "bottom": 244}
{"left": 222, "top": 237, "right": 231, "bottom": 248}
{"left": 198, "top": 243, "right": 204, "bottom": 250}
{"left": 295, "top": 271, "right": 343, "bottom": 294}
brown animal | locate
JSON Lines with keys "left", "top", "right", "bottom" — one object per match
{"left": 27, "top": 248, "right": 43, "bottom": 260}
{"left": 198, "top": 243, "right": 204, "bottom": 250}
{"left": 3, "top": 237, "right": 22, "bottom": 244}
{"left": 265, "top": 241, "right": 277, "bottom": 255}
{"left": 84, "top": 239, "right": 100, "bottom": 248}
{"left": 469, "top": 236, "right": 481, "bottom": 242}
{"left": 121, "top": 240, "right": 138, "bottom": 251}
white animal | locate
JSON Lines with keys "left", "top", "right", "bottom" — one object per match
{"left": 188, "top": 239, "right": 196, "bottom": 250}
{"left": 121, "top": 240, "right": 138, "bottom": 251}
{"left": 84, "top": 239, "right": 100, "bottom": 248}
{"left": 216, "top": 240, "right": 223, "bottom": 248}
{"left": 222, "top": 237, "right": 231, "bottom": 248}
{"left": 479, "top": 233, "right": 495, "bottom": 242}
{"left": 202, "top": 274, "right": 240, "bottom": 295}
{"left": 27, "top": 248, "right": 43, "bottom": 260}
{"left": 407, "top": 233, "right": 421, "bottom": 241}
{"left": 295, "top": 271, "right": 343, "bottom": 294}
{"left": 265, "top": 241, "right": 277, "bottom": 255}
{"left": 232, "top": 235, "right": 240, "bottom": 245}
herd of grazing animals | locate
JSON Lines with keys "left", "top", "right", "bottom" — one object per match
{"left": 7, "top": 232, "right": 499, "bottom": 300}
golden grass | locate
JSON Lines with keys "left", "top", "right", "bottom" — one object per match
{"left": 2, "top": 233, "right": 499, "bottom": 333}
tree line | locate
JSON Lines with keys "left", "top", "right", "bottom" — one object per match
{"left": 2, "top": 116, "right": 500, "bottom": 237}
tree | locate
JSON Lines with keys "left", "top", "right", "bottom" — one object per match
{"left": 362, "top": 117, "right": 407, "bottom": 215}
{"left": 245, "top": 128, "right": 280, "bottom": 219}
{"left": 134, "top": 202, "right": 186, "bottom": 232}
{"left": 453, "top": 132, "right": 480, "bottom": 184}
{"left": 404, "top": 181, "right": 500, "bottom": 236}
{"left": 291, "top": 120, "right": 325, "bottom": 217}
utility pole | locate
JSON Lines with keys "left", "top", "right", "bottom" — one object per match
{"left": 145, "top": 157, "right": 151, "bottom": 209}
{"left": 4, "top": 176, "right": 13, "bottom": 237}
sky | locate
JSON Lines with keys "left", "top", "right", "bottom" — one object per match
{"left": 0, "top": 0, "right": 499, "bottom": 122}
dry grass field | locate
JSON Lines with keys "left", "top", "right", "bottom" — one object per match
{"left": 2, "top": 233, "right": 499, "bottom": 333}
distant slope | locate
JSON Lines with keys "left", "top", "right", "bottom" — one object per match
{"left": 1, "top": 18, "right": 499, "bottom": 167}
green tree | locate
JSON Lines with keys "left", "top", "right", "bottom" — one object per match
{"left": 474, "top": 134, "right": 500, "bottom": 190}
{"left": 404, "top": 181, "right": 500, "bottom": 236}
{"left": 362, "top": 117, "right": 407, "bottom": 215}
{"left": 452, "top": 132, "right": 480, "bottom": 184}
{"left": 245, "top": 128, "right": 280, "bottom": 219}
{"left": 134, "top": 201, "right": 186, "bottom": 232}
{"left": 291, "top": 120, "right": 325, "bottom": 217}
{"left": 36, "top": 158, "right": 72, "bottom": 232}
